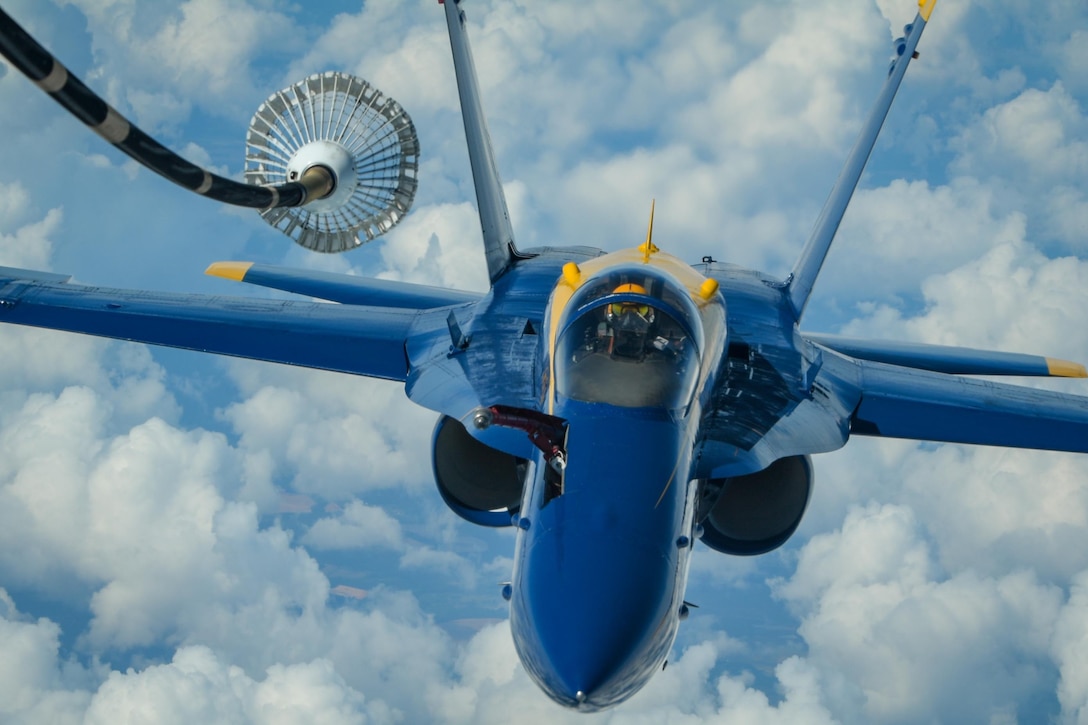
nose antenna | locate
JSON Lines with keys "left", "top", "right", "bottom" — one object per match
{"left": 639, "top": 199, "right": 658, "bottom": 262}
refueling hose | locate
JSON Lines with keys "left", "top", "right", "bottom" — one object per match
{"left": 0, "top": 6, "right": 332, "bottom": 209}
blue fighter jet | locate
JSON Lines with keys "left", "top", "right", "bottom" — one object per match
{"left": 1, "top": 0, "right": 1087, "bottom": 712}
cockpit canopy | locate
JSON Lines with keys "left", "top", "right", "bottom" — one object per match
{"left": 554, "top": 266, "right": 704, "bottom": 409}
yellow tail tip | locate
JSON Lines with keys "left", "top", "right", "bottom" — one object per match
{"left": 919, "top": 0, "right": 936, "bottom": 21}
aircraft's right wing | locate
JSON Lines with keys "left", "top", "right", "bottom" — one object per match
{"left": 0, "top": 263, "right": 546, "bottom": 460}
{"left": 0, "top": 266, "right": 423, "bottom": 382}
{"left": 849, "top": 359, "right": 1088, "bottom": 453}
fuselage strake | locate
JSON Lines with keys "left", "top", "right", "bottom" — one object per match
{"left": 506, "top": 247, "right": 725, "bottom": 710}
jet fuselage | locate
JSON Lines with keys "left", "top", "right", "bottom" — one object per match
{"left": 507, "top": 247, "right": 727, "bottom": 710}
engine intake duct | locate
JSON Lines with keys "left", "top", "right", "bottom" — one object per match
{"left": 698, "top": 455, "right": 813, "bottom": 556}
{"left": 432, "top": 415, "right": 527, "bottom": 527}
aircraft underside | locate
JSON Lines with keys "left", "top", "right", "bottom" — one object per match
{"left": 4, "top": 0, "right": 1088, "bottom": 713}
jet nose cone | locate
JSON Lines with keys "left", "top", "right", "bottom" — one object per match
{"left": 541, "top": 620, "right": 633, "bottom": 709}
{"left": 511, "top": 536, "right": 676, "bottom": 711}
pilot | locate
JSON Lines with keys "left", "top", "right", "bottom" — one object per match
{"left": 603, "top": 283, "right": 655, "bottom": 360}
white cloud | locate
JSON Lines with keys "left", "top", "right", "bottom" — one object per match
{"left": 953, "top": 82, "right": 1088, "bottom": 183}
{"left": 902, "top": 446, "right": 1088, "bottom": 582}
{"left": 0, "top": 181, "right": 32, "bottom": 228}
{"left": 684, "top": 3, "right": 881, "bottom": 153}
{"left": 0, "top": 590, "right": 94, "bottom": 725}
{"left": 777, "top": 503, "right": 1064, "bottom": 723}
{"left": 0, "top": 0, "right": 1086, "bottom": 722}
{"left": 56, "top": 0, "right": 298, "bottom": 125}
{"left": 1053, "top": 571, "right": 1088, "bottom": 723}
{"left": 303, "top": 500, "right": 405, "bottom": 551}
{"left": 837, "top": 240, "right": 1088, "bottom": 364}
{"left": 221, "top": 364, "right": 436, "bottom": 501}
{"left": 1061, "top": 29, "right": 1088, "bottom": 95}
{"left": 377, "top": 202, "right": 492, "bottom": 292}
{"left": 0, "top": 183, "right": 58, "bottom": 270}
{"left": 82, "top": 646, "right": 376, "bottom": 725}
{"left": 950, "top": 82, "right": 1088, "bottom": 250}
{"left": 399, "top": 545, "right": 480, "bottom": 590}
{"left": 819, "top": 179, "right": 1028, "bottom": 311}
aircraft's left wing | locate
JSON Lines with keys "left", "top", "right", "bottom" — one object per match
{"left": 0, "top": 266, "right": 419, "bottom": 381}
{"left": 809, "top": 333, "right": 1088, "bottom": 378}
{"left": 849, "top": 358, "right": 1088, "bottom": 453}
{"left": 205, "top": 261, "right": 482, "bottom": 308}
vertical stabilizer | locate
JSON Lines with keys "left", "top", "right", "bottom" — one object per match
{"left": 442, "top": 0, "right": 523, "bottom": 284}
{"left": 786, "top": 1, "right": 936, "bottom": 321}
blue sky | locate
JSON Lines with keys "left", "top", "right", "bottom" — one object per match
{"left": 0, "top": 0, "right": 1087, "bottom": 722}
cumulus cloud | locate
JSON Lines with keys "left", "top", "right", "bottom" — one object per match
{"left": 303, "top": 500, "right": 405, "bottom": 551}
{"left": 221, "top": 364, "right": 436, "bottom": 501}
{"left": 83, "top": 647, "right": 374, "bottom": 725}
{"left": 837, "top": 240, "right": 1088, "bottom": 363}
{"left": 899, "top": 446, "right": 1088, "bottom": 583}
{"left": 376, "top": 201, "right": 492, "bottom": 292}
{"left": 0, "top": 182, "right": 59, "bottom": 270}
{"left": 0, "top": 0, "right": 1086, "bottom": 722}
{"left": 0, "top": 590, "right": 95, "bottom": 725}
{"left": 777, "top": 504, "right": 1064, "bottom": 723}
{"left": 954, "top": 83, "right": 1087, "bottom": 181}
{"left": 1061, "top": 29, "right": 1088, "bottom": 95}
{"left": 1053, "top": 571, "right": 1088, "bottom": 723}
{"left": 54, "top": 0, "right": 298, "bottom": 125}
{"left": 950, "top": 82, "right": 1088, "bottom": 251}
{"left": 818, "top": 179, "right": 1030, "bottom": 312}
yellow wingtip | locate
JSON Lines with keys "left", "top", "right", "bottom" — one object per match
{"left": 1047, "top": 358, "right": 1088, "bottom": 378}
{"left": 918, "top": 0, "right": 937, "bottom": 22}
{"left": 204, "top": 261, "right": 253, "bottom": 282}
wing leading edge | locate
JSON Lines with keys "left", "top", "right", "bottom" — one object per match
{"left": 0, "top": 266, "right": 420, "bottom": 381}
{"left": 205, "top": 261, "right": 482, "bottom": 308}
{"left": 849, "top": 358, "right": 1088, "bottom": 454}
{"left": 809, "top": 333, "right": 1088, "bottom": 378}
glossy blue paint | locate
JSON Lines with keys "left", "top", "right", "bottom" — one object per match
{"left": 5, "top": 0, "right": 1088, "bottom": 714}
{"left": 0, "top": 270, "right": 420, "bottom": 381}
{"left": 807, "top": 334, "right": 1074, "bottom": 377}
{"left": 405, "top": 247, "right": 602, "bottom": 460}
{"left": 694, "top": 262, "right": 853, "bottom": 480}
{"left": 845, "top": 358, "right": 1088, "bottom": 452}
{"left": 510, "top": 402, "right": 696, "bottom": 711}
{"left": 231, "top": 263, "right": 482, "bottom": 308}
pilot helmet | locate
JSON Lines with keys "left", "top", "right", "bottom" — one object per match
{"left": 606, "top": 283, "right": 654, "bottom": 324}
{"left": 606, "top": 283, "right": 654, "bottom": 360}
